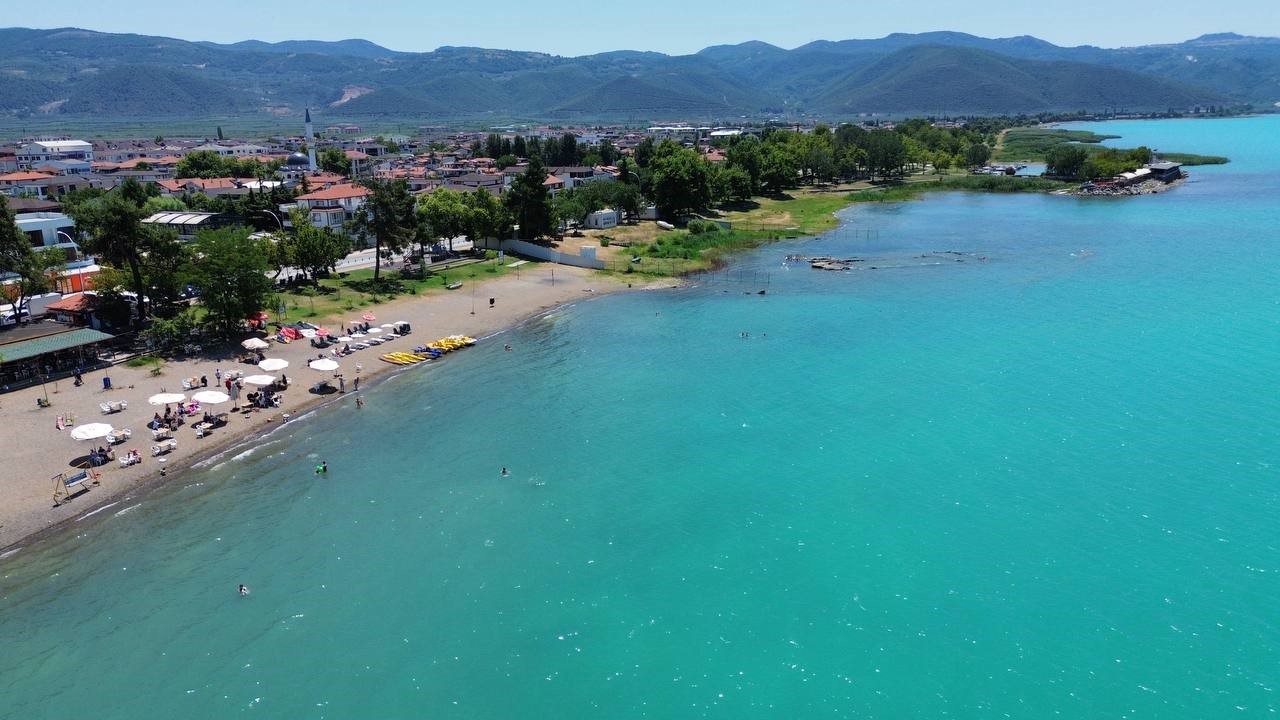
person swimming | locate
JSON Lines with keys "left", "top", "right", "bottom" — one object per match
{"left": 239, "top": 584, "right": 249, "bottom": 596}
{"left": 500, "top": 467, "right": 509, "bottom": 476}
{"left": 315, "top": 461, "right": 328, "bottom": 475}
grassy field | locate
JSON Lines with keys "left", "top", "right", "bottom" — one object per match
{"left": 995, "top": 126, "right": 1229, "bottom": 165}
{"left": 995, "top": 127, "right": 1119, "bottom": 160}
{"left": 586, "top": 173, "right": 1055, "bottom": 275}
{"left": 272, "top": 259, "right": 520, "bottom": 326}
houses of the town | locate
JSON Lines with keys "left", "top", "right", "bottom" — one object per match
{"left": 16, "top": 140, "right": 94, "bottom": 169}
{"left": 291, "top": 183, "right": 372, "bottom": 235}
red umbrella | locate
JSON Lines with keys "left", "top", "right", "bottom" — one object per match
{"left": 316, "top": 327, "right": 330, "bottom": 338}
{"left": 361, "top": 312, "right": 377, "bottom": 322}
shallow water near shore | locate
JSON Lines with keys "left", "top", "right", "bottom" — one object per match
{"left": 3, "top": 116, "right": 1279, "bottom": 718}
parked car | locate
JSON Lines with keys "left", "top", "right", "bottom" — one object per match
{"left": 0, "top": 308, "right": 31, "bottom": 326}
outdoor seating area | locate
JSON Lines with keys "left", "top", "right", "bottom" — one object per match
{"left": 151, "top": 440, "right": 177, "bottom": 456}
{"left": 106, "top": 428, "right": 132, "bottom": 444}
{"left": 99, "top": 400, "right": 127, "bottom": 414}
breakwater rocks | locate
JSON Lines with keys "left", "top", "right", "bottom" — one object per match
{"left": 1075, "top": 176, "right": 1186, "bottom": 197}
{"left": 788, "top": 252, "right": 987, "bottom": 272}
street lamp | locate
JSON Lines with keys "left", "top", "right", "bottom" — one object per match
{"left": 256, "top": 210, "right": 285, "bottom": 230}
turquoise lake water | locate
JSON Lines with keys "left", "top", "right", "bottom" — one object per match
{"left": 2, "top": 116, "right": 1279, "bottom": 718}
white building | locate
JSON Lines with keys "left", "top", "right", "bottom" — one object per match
{"left": 585, "top": 208, "right": 619, "bottom": 229}
{"left": 292, "top": 184, "right": 372, "bottom": 235}
{"left": 16, "top": 140, "right": 94, "bottom": 169}
{"left": 12, "top": 212, "right": 94, "bottom": 270}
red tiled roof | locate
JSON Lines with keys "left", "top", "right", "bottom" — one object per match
{"left": 46, "top": 294, "right": 97, "bottom": 313}
{"left": 0, "top": 171, "right": 56, "bottom": 182}
{"left": 296, "top": 183, "right": 372, "bottom": 201}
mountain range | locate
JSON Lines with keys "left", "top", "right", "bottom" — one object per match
{"left": 0, "top": 27, "right": 1275, "bottom": 123}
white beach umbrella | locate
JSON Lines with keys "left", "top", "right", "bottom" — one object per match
{"left": 258, "top": 358, "right": 289, "bottom": 372}
{"left": 191, "top": 390, "right": 231, "bottom": 405}
{"left": 243, "top": 374, "right": 276, "bottom": 386}
{"left": 71, "top": 423, "right": 114, "bottom": 441}
{"left": 241, "top": 337, "right": 270, "bottom": 350}
{"left": 309, "top": 359, "right": 340, "bottom": 372}
{"left": 149, "top": 392, "right": 186, "bottom": 405}
{"left": 367, "top": 327, "right": 383, "bottom": 334}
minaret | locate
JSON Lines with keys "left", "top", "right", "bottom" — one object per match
{"left": 305, "top": 108, "right": 317, "bottom": 172}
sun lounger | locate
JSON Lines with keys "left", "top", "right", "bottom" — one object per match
{"left": 99, "top": 400, "right": 127, "bottom": 414}
{"left": 151, "top": 440, "right": 177, "bottom": 457}
{"left": 352, "top": 343, "right": 370, "bottom": 350}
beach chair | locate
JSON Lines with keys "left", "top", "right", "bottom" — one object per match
{"left": 100, "top": 402, "right": 114, "bottom": 414}
{"left": 106, "top": 428, "right": 132, "bottom": 444}
{"left": 151, "top": 440, "right": 177, "bottom": 457}
{"left": 151, "top": 427, "right": 172, "bottom": 441}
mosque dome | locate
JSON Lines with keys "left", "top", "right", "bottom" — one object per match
{"left": 285, "top": 152, "right": 311, "bottom": 167}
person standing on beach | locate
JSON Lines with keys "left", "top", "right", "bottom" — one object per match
{"left": 215, "top": 368, "right": 222, "bottom": 383}
{"left": 353, "top": 376, "right": 360, "bottom": 392}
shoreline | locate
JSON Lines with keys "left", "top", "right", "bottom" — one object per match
{"left": 0, "top": 265, "right": 661, "bottom": 558}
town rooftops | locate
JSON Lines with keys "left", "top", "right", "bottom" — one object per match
{"left": 26, "top": 140, "right": 93, "bottom": 151}
{"left": 45, "top": 293, "right": 98, "bottom": 313}
{"left": 0, "top": 171, "right": 57, "bottom": 182}
{"left": 295, "top": 184, "right": 372, "bottom": 201}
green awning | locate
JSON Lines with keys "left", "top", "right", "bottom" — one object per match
{"left": 0, "top": 328, "right": 115, "bottom": 364}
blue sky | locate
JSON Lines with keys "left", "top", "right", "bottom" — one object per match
{"left": 17, "top": 0, "right": 1277, "bottom": 56}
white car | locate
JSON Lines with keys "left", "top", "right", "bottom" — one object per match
{"left": 0, "top": 309, "right": 30, "bottom": 326}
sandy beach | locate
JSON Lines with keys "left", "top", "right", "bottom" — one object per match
{"left": 0, "top": 263, "right": 642, "bottom": 555}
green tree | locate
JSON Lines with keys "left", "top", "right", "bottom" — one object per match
{"left": 494, "top": 154, "right": 519, "bottom": 170}
{"left": 287, "top": 208, "right": 349, "bottom": 284}
{"left": 633, "top": 137, "right": 656, "bottom": 168}
{"left": 176, "top": 150, "right": 230, "bottom": 179}
{"left": 318, "top": 146, "right": 351, "bottom": 176}
{"left": 965, "top": 143, "right": 992, "bottom": 168}
{"left": 725, "top": 136, "right": 764, "bottom": 193}
{"left": 504, "top": 157, "right": 552, "bottom": 240}
{"left": 416, "top": 188, "right": 470, "bottom": 253}
{"left": 62, "top": 178, "right": 159, "bottom": 323}
{"left": 462, "top": 188, "right": 510, "bottom": 243}
{"left": 650, "top": 142, "right": 712, "bottom": 219}
{"left": 188, "top": 227, "right": 274, "bottom": 336}
{"left": 866, "top": 130, "right": 906, "bottom": 179}
{"left": 931, "top": 151, "right": 953, "bottom": 175}
{"left": 0, "top": 197, "right": 54, "bottom": 318}
{"left": 759, "top": 143, "right": 800, "bottom": 192}
{"left": 1045, "top": 145, "right": 1088, "bottom": 179}
{"left": 348, "top": 178, "right": 417, "bottom": 281}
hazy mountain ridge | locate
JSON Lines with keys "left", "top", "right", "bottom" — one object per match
{"left": 0, "top": 27, "right": 1269, "bottom": 121}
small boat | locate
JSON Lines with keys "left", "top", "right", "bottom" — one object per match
{"left": 446, "top": 281, "right": 463, "bottom": 290}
